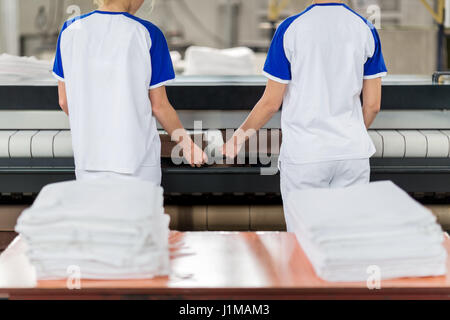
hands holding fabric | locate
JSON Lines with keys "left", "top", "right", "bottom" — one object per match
{"left": 221, "top": 129, "right": 247, "bottom": 160}
{"left": 180, "top": 135, "right": 209, "bottom": 168}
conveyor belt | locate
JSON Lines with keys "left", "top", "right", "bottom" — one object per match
{"left": 0, "top": 130, "right": 73, "bottom": 158}
{"left": 0, "top": 129, "right": 449, "bottom": 196}
{"left": 0, "top": 75, "right": 449, "bottom": 197}
{"left": 1, "top": 129, "right": 449, "bottom": 160}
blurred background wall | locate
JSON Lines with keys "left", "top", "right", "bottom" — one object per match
{"left": 0, "top": 0, "right": 446, "bottom": 75}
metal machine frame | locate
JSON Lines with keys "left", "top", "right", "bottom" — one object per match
{"left": 0, "top": 75, "right": 449, "bottom": 198}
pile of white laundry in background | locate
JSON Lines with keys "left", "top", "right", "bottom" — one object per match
{"left": 15, "top": 179, "right": 170, "bottom": 280}
{"left": 285, "top": 181, "right": 447, "bottom": 282}
{"left": 0, "top": 54, "right": 54, "bottom": 85}
{"left": 184, "top": 46, "right": 256, "bottom": 75}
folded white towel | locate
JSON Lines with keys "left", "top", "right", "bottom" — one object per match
{"left": 27, "top": 246, "right": 169, "bottom": 269}
{"left": 17, "top": 214, "right": 170, "bottom": 247}
{"left": 286, "top": 181, "right": 447, "bottom": 282}
{"left": 17, "top": 179, "right": 164, "bottom": 224}
{"left": 317, "top": 258, "right": 447, "bottom": 282}
{"left": 15, "top": 178, "right": 170, "bottom": 280}
{"left": 294, "top": 222, "right": 446, "bottom": 265}
{"left": 32, "top": 254, "right": 170, "bottom": 280}
{"left": 287, "top": 181, "right": 437, "bottom": 233}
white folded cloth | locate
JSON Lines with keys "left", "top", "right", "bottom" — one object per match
{"left": 18, "top": 179, "right": 164, "bottom": 223}
{"left": 15, "top": 178, "right": 170, "bottom": 280}
{"left": 286, "top": 181, "right": 447, "bottom": 282}
{"left": 0, "top": 53, "right": 55, "bottom": 85}
{"left": 317, "top": 258, "right": 447, "bottom": 282}
{"left": 17, "top": 217, "right": 169, "bottom": 247}
{"left": 33, "top": 260, "right": 169, "bottom": 280}
{"left": 184, "top": 46, "right": 256, "bottom": 75}
{"left": 288, "top": 181, "right": 436, "bottom": 233}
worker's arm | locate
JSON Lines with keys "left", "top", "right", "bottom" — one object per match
{"left": 222, "top": 79, "right": 287, "bottom": 159}
{"left": 150, "top": 86, "right": 207, "bottom": 167}
{"left": 362, "top": 77, "right": 382, "bottom": 129}
{"left": 57, "top": 81, "right": 69, "bottom": 115}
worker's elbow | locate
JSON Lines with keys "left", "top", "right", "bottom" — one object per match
{"left": 366, "top": 103, "right": 381, "bottom": 114}
{"left": 269, "top": 103, "right": 282, "bottom": 114}
{"left": 263, "top": 99, "right": 282, "bottom": 114}
{"left": 372, "top": 104, "right": 381, "bottom": 114}
{"left": 151, "top": 103, "right": 164, "bottom": 118}
{"left": 59, "top": 99, "right": 68, "bottom": 111}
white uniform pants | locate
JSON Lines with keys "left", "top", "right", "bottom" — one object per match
{"left": 75, "top": 166, "right": 162, "bottom": 186}
{"left": 280, "top": 159, "right": 370, "bottom": 231}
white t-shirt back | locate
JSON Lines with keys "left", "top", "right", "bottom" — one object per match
{"left": 53, "top": 11, "right": 175, "bottom": 174}
{"left": 263, "top": 3, "right": 387, "bottom": 165}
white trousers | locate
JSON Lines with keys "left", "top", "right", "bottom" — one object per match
{"left": 280, "top": 159, "right": 370, "bottom": 231}
{"left": 75, "top": 166, "right": 162, "bottom": 186}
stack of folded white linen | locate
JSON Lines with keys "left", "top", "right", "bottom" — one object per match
{"left": 184, "top": 46, "right": 256, "bottom": 75}
{"left": 15, "top": 178, "right": 170, "bottom": 280}
{"left": 285, "top": 181, "right": 447, "bottom": 282}
{"left": 0, "top": 54, "right": 54, "bottom": 85}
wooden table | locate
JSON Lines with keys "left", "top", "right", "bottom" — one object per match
{"left": 1, "top": 232, "right": 450, "bottom": 300}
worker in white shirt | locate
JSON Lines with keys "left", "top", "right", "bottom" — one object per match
{"left": 53, "top": 0, "right": 207, "bottom": 184}
{"left": 222, "top": 0, "right": 387, "bottom": 230}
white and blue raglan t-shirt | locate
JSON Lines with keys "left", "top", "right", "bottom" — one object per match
{"left": 53, "top": 11, "right": 175, "bottom": 174}
{"left": 264, "top": 3, "right": 387, "bottom": 165}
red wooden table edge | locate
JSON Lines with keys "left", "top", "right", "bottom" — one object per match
{"left": 2, "top": 232, "right": 450, "bottom": 300}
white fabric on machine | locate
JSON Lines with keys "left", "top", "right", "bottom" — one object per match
{"left": 15, "top": 178, "right": 170, "bottom": 280}
{"left": 0, "top": 54, "right": 54, "bottom": 85}
{"left": 184, "top": 46, "right": 256, "bottom": 75}
{"left": 285, "top": 181, "right": 447, "bottom": 282}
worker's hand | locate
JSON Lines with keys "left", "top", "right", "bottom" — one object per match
{"left": 181, "top": 138, "right": 208, "bottom": 167}
{"left": 221, "top": 140, "right": 239, "bottom": 160}
{"left": 221, "top": 129, "right": 246, "bottom": 160}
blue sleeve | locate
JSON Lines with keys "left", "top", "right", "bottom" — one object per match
{"left": 364, "top": 26, "right": 387, "bottom": 79}
{"left": 52, "top": 22, "right": 67, "bottom": 81}
{"left": 149, "top": 26, "right": 175, "bottom": 89}
{"left": 263, "top": 20, "right": 292, "bottom": 83}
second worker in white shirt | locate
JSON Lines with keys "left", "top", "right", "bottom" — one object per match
{"left": 223, "top": 1, "right": 387, "bottom": 231}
